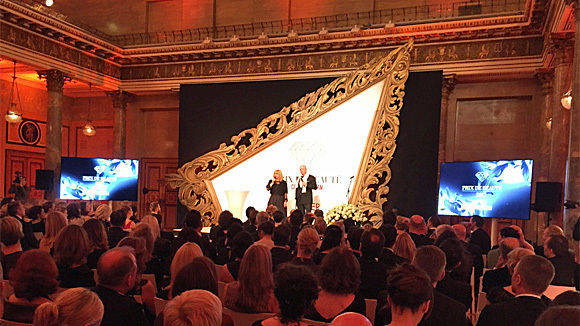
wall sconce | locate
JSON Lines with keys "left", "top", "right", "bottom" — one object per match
{"left": 546, "top": 117, "right": 553, "bottom": 130}
{"left": 561, "top": 89, "right": 572, "bottom": 110}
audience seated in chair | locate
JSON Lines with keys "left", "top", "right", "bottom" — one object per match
{"left": 164, "top": 290, "right": 223, "bottom": 326}
{"left": 225, "top": 231, "right": 254, "bottom": 281}
{"left": 535, "top": 225, "right": 564, "bottom": 256}
{"left": 33, "top": 287, "right": 103, "bottom": 326}
{"left": 252, "top": 264, "right": 318, "bottom": 326}
{"left": 544, "top": 235, "right": 577, "bottom": 286}
{"left": 1, "top": 216, "right": 24, "bottom": 280}
{"left": 270, "top": 224, "right": 293, "bottom": 271}
{"left": 95, "top": 246, "right": 155, "bottom": 326}
{"left": 412, "top": 245, "right": 469, "bottom": 326}
{"left": 53, "top": 225, "right": 95, "bottom": 288}
{"left": 94, "top": 204, "right": 112, "bottom": 229}
{"left": 358, "top": 228, "right": 391, "bottom": 299}
{"left": 255, "top": 221, "right": 275, "bottom": 250}
{"left": 224, "top": 244, "right": 279, "bottom": 314}
{"left": 313, "top": 225, "right": 343, "bottom": 265}
{"left": 477, "top": 255, "right": 555, "bottom": 326}
{"left": 384, "top": 264, "right": 433, "bottom": 326}
{"left": 407, "top": 215, "right": 434, "bottom": 248}
{"left": 289, "top": 227, "right": 319, "bottom": 273}
{"left": 435, "top": 237, "right": 473, "bottom": 310}
{"left": 38, "top": 212, "right": 67, "bottom": 254}
{"left": 108, "top": 210, "right": 129, "bottom": 248}
{"left": 378, "top": 224, "right": 408, "bottom": 267}
{"left": 482, "top": 237, "right": 520, "bottom": 293}
{"left": 3, "top": 250, "right": 58, "bottom": 323}
{"left": 83, "top": 219, "right": 109, "bottom": 269}
{"left": 7, "top": 202, "right": 38, "bottom": 251}
{"left": 469, "top": 215, "right": 491, "bottom": 255}
{"left": 393, "top": 232, "right": 416, "bottom": 262}
{"left": 533, "top": 305, "right": 580, "bottom": 326}
{"left": 304, "top": 247, "right": 365, "bottom": 322}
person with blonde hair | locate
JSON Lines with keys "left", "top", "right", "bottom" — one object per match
{"left": 141, "top": 215, "right": 161, "bottom": 240}
{"left": 39, "top": 211, "right": 67, "bottom": 253}
{"left": 33, "top": 287, "right": 103, "bottom": 326}
{"left": 164, "top": 289, "right": 222, "bottom": 326}
{"left": 94, "top": 204, "right": 112, "bottom": 227}
{"left": 224, "top": 244, "right": 279, "bottom": 313}
{"left": 169, "top": 242, "right": 204, "bottom": 290}
{"left": 83, "top": 219, "right": 109, "bottom": 269}
{"left": 267, "top": 169, "right": 288, "bottom": 217}
{"left": 393, "top": 232, "right": 416, "bottom": 262}
{"left": 290, "top": 227, "right": 319, "bottom": 272}
{"left": 1, "top": 216, "right": 24, "bottom": 279}
{"left": 130, "top": 223, "right": 155, "bottom": 263}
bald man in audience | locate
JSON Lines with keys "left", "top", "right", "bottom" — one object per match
{"left": 330, "top": 312, "right": 372, "bottom": 326}
{"left": 477, "top": 255, "right": 555, "bottom": 326}
{"left": 408, "top": 215, "right": 434, "bottom": 247}
{"left": 482, "top": 237, "right": 521, "bottom": 293}
{"left": 95, "top": 247, "right": 155, "bottom": 326}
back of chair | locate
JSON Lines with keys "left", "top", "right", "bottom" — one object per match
{"left": 222, "top": 307, "right": 275, "bottom": 326}
{"left": 365, "top": 298, "right": 377, "bottom": 325}
{"left": 0, "top": 319, "right": 33, "bottom": 326}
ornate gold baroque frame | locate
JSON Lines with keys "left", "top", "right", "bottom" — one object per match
{"left": 167, "top": 40, "right": 413, "bottom": 225}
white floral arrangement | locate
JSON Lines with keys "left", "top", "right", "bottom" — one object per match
{"left": 325, "top": 203, "right": 366, "bottom": 224}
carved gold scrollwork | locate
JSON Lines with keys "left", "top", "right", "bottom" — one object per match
{"left": 167, "top": 40, "right": 413, "bottom": 226}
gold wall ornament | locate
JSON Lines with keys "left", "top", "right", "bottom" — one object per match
{"left": 167, "top": 40, "right": 414, "bottom": 226}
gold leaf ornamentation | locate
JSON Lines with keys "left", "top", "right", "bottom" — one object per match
{"left": 167, "top": 40, "right": 413, "bottom": 226}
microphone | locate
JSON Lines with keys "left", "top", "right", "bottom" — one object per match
{"left": 350, "top": 176, "right": 355, "bottom": 179}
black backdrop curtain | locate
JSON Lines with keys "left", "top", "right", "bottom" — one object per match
{"left": 179, "top": 71, "right": 442, "bottom": 224}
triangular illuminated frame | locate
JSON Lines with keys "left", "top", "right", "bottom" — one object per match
{"left": 168, "top": 40, "right": 413, "bottom": 226}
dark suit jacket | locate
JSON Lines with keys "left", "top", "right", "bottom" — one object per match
{"left": 271, "top": 247, "right": 294, "bottom": 271}
{"left": 482, "top": 266, "right": 510, "bottom": 293}
{"left": 548, "top": 255, "right": 578, "bottom": 286}
{"left": 295, "top": 175, "right": 317, "bottom": 201}
{"left": 358, "top": 255, "right": 391, "bottom": 299}
{"left": 469, "top": 228, "right": 491, "bottom": 254}
{"left": 374, "top": 290, "right": 468, "bottom": 326}
{"left": 436, "top": 274, "right": 472, "bottom": 310}
{"left": 409, "top": 232, "right": 434, "bottom": 247}
{"left": 108, "top": 226, "right": 128, "bottom": 248}
{"left": 95, "top": 285, "right": 153, "bottom": 326}
{"left": 477, "top": 295, "right": 547, "bottom": 326}
{"left": 382, "top": 248, "right": 408, "bottom": 267}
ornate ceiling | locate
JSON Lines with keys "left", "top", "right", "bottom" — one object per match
{"left": 0, "top": 0, "right": 574, "bottom": 92}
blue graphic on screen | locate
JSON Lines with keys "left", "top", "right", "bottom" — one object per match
{"left": 60, "top": 158, "right": 139, "bottom": 201}
{"left": 438, "top": 160, "right": 533, "bottom": 219}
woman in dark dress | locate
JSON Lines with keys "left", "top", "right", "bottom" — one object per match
{"left": 266, "top": 170, "right": 288, "bottom": 217}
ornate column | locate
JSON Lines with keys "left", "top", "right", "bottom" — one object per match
{"left": 546, "top": 33, "right": 574, "bottom": 226}
{"left": 438, "top": 74, "right": 456, "bottom": 176}
{"left": 38, "top": 70, "right": 69, "bottom": 199}
{"left": 106, "top": 91, "right": 135, "bottom": 159}
{"left": 535, "top": 69, "right": 554, "bottom": 240}
{"left": 564, "top": 1, "right": 580, "bottom": 236}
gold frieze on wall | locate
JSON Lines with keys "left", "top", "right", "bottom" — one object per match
{"left": 0, "top": 21, "right": 121, "bottom": 78}
{"left": 122, "top": 36, "right": 542, "bottom": 80}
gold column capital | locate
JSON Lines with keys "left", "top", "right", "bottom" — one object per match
{"left": 546, "top": 33, "right": 575, "bottom": 66}
{"left": 442, "top": 74, "right": 457, "bottom": 99}
{"left": 105, "top": 90, "right": 136, "bottom": 109}
{"left": 37, "top": 70, "right": 71, "bottom": 92}
{"left": 534, "top": 68, "right": 555, "bottom": 95}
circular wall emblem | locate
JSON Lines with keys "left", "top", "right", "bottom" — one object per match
{"left": 18, "top": 120, "right": 41, "bottom": 145}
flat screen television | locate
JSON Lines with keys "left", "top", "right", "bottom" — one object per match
{"left": 60, "top": 157, "right": 139, "bottom": 201}
{"left": 437, "top": 159, "right": 533, "bottom": 220}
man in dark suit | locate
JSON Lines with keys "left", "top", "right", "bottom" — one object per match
{"left": 413, "top": 245, "right": 469, "bottom": 326}
{"left": 544, "top": 234, "right": 577, "bottom": 286}
{"left": 271, "top": 224, "right": 294, "bottom": 270}
{"left": 295, "top": 165, "right": 317, "bottom": 215}
{"left": 437, "top": 237, "right": 473, "bottom": 309}
{"left": 107, "top": 210, "right": 129, "bottom": 248}
{"left": 358, "top": 229, "right": 391, "bottom": 299}
{"left": 481, "top": 237, "right": 520, "bottom": 292}
{"left": 379, "top": 223, "right": 408, "bottom": 267}
{"left": 469, "top": 215, "right": 491, "bottom": 254}
{"left": 95, "top": 247, "right": 155, "bottom": 326}
{"left": 408, "top": 215, "right": 434, "bottom": 248}
{"left": 477, "top": 255, "right": 555, "bottom": 326}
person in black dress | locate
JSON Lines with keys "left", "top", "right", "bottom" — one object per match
{"left": 266, "top": 169, "right": 288, "bottom": 217}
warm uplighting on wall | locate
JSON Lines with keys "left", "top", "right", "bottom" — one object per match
{"left": 561, "top": 89, "right": 572, "bottom": 110}
{"left": 45, "top": 0, "right": 54, "bottom": 7}
{"left": 5, "top": 61, "right": 23, "bottom": 124}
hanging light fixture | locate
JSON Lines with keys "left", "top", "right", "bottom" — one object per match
{"left": 561, "top": 89, "right": 572, "bottom": 110}
{"left": 82, "top": 83, "right": 96, "bottom": 136}
{"left": 5, "top": 61, "right": 23, "bottom": 124}
{"left": 45, "top": 0, "right": 54, "bottom": 7}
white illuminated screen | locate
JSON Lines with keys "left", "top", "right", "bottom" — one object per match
{"left": 211, "top": 80, "right": 386, "bottom": 220}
